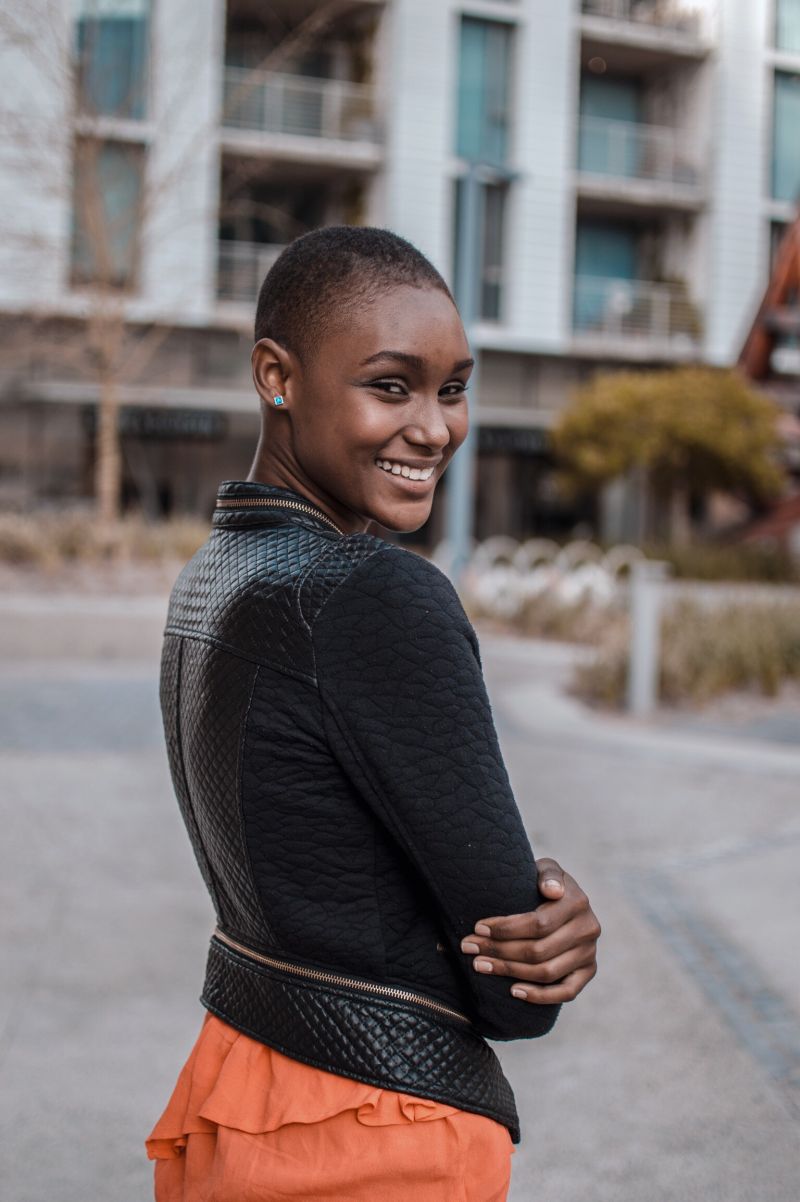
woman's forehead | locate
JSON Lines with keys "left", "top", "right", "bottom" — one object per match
{"left": 327, "top": 285, "right": 468, "bottom": 362}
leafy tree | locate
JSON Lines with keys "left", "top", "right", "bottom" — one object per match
{"left": 552, "top": 368, "right": 785, "bottom": 541}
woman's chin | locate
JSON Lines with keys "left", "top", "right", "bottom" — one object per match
{"left": 367, "top": 494, "right": 434, "bottom": 534}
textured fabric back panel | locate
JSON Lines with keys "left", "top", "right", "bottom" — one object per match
{"left": 163, "top": 633, "right": 275, "bottom": 946}
{"left": 166, "top": 526, "right": 320, "bottom": 680}
{"left": 160, "top": 634, "right": 221, "bottom": 915}
{"left": 166, "top": 525, "right": 387, "bottom": 682}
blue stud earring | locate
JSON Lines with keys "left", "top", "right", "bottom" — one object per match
{"left": 273, "top": 394, "right": 285, "bottom": 406}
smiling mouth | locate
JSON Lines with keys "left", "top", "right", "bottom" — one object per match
{"left": 375, "top": 457, "right": 437, "bottom": 483}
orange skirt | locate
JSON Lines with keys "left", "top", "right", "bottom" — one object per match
{"left": 146, "top": 1013, "right": 513, "bottom": 1202}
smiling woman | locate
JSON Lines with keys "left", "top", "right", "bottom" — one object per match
{"left": 145, "top": 227, "right": 600, "bottom": 1202}
{"left": 246, "top": 230, "right": 474, "bottom": 535}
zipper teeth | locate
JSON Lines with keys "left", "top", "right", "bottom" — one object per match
{"left": 213, "top": 929, "right": 470, "bottom": 1026}
{"left": 216, "top": 496, "right": 345, "bottom": 535}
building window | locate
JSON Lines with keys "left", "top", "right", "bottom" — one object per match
{"left": 578, "top": 74, "right": 643, "bottom": 178}
{"left": 480, "top": 183, "right": 507, "bottom": 319}
{"left": 456, "top": 17, "right": 513, "bottom": 164}
{"left": 76, "top": 0, "right": 150, "bottom": 119}
{"left": 776, "top": 0, "right": 800, "bottom": 53}
{"left": 772, "top": 72, "right": 800, "bottom": 201}
{"left": 71, "top": 140, "right": 144, "bottom": 289}
{"left": 573, "top": 218, "right": 639, "bottom": 330}
{"left": 452, "top": 179, "right": 507, "bottom": 320}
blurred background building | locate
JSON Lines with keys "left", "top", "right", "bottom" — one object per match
{"left": 1, "top": 0, "right": 799, "bottom": 541}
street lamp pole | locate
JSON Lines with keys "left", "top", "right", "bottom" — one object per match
{"left": 444, "top": 163, "right": 484, "bottom": 587}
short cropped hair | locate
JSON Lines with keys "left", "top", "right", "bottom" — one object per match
{"left": 254, "top": 225, "right": 454, "bottom": 358}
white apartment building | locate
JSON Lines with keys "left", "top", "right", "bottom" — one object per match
{"left": 1, "top": 0, "right": 799, "bottom": 538}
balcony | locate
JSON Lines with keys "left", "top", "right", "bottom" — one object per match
{"left": 221, "top": 68, "right": 382, "bottom": 167}
{"left": 577, "top": 116, "right": 704, "bottom": 210}
{"left": 581, "top": 0, "right": 702, "bottom": 34}
{"left": 572, "top": 275, "right": 703, "bottom": 357}
{"left": 217, "top": 240, "right": 286, "bottom": 306}
{"left": 580, "top": 0, "right": 710, "bottom": 64}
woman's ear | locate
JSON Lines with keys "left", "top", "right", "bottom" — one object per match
{"left": 251, "top": 338, "right": 293, "bottom": 407}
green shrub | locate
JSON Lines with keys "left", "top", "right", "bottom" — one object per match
{"left": 573, "top": 600, "right": 800, "bottom": 708}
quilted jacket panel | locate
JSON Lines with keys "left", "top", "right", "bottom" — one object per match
{"left": 160, "top": 482, "right": 560, "bottom": 1142}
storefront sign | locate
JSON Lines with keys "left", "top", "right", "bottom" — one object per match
{"left": 84, "top": 406, "right": 228, "bottom": 441}
{"left": 478, "top": 426, "right": 550, "bottom": 455}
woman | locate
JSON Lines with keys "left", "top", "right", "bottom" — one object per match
{"left": 146, "top": 227, "right": 600, "bottom": 1201}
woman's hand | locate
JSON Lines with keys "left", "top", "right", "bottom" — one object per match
{"left": 460, "top": 858, "right": 600, "bottom": 1004}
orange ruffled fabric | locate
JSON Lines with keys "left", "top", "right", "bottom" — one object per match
{"left": 146, "top": 1013, "right": 512, "bottom": 1202}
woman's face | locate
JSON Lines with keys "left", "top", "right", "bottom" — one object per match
{"left": 255, "top": 284, "right": 473, "bottom": 533}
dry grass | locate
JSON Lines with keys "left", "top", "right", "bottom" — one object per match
{"left": 574, "top": 600, "right": 800, "bottom": 708}
{"left": 513, "top": 595, "right": 627, "bottom": 645}
{"left": 647, "top": 542, "right": 800, "bottom": 584}
{"left": 0, "top": 510, "right": 209, "bottom": 570}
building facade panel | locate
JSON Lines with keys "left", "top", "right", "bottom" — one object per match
{"left": 1, "top": 0, "right": 797, "bottom": 537}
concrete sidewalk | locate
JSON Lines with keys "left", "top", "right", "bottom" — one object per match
{"left": 1, "top": 625, "right": 798, "bottom": 1201}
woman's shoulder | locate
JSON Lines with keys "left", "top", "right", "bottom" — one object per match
{"left": 301, "top": 534, "right": 470, "bottom": 635}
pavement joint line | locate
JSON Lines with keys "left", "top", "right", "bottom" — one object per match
{"left": 627, "top": 868, "right": 800, "bottom": 1121}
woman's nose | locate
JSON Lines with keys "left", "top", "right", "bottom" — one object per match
{"left": 404, "top": 400, "right": 452, "bottom": 450}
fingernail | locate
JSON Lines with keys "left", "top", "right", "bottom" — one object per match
{"left": 511, "top": 987, "right": 527, "bottom": 999}
{"left": 474, "top": 959, "right": 493, "bottom": 974}
{"left": 544, "top": 878, "right": 562, "bottom": 890}
{"left": 474, "top": 923, "right": 491, "bottom": 937}
{"left": 460, "top": 940, "right": 480, "bottom": 954}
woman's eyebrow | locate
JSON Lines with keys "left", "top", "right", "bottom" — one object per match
{"left": 360, "top": 350, "right": 475, "bottom": 373}
{"left": 361, "top": 350, "right": 425, "bottom": 370}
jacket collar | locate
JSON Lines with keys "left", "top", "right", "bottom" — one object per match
{"left": 214, "top": 480, "right": 345, "bottom": 536}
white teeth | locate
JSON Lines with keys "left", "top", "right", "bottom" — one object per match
{"left": 374, "top": 458, "right": 435, "bottom": 481}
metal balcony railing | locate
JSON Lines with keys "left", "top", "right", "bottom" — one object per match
{"left": 581, "top": 0, "right": 703, "bottom": 36}
{"left": 222, "top": 68, "right": 381, "bottom": 143}
{"left": 573, "top": 276, "right": 702, "bottom": 345}
{"left": 217, "top": 240, "right": 286, "bottom": 304}
{"left": 578, "top": 116, "right": 701, "bottom": 188}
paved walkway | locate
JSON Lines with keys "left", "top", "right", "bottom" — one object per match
{"left": 1, "top": 628, "right": 798, "bottom": 1201}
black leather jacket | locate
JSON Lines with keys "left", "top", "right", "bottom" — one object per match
{"left": 160, "top": 481, "right": 560, "bottom": 1142}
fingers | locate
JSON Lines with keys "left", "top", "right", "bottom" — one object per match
{"left": 536, "top": 856, "right": 565, "bottom": 900}
{"left": 461, "top": 913, "right": 599, "bottom": 967}
{"left": 467, "top": 943, "right": 597, "bottom": 985}
{"left": 509, "top": 963, "right": 598, "bottom": 1005}
{"left": 476, "top": 875, "right": 593, "bottom": 941}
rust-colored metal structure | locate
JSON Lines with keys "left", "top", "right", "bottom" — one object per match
{"left": 739, "top": 215, "right": 800, "bottom": 387}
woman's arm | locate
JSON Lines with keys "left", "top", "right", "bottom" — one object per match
{"left": 463, "top": 861, "right": 600, "bottom": 1003}
{"left": 308, "top": 543, "right": 562, "bottom": 1041}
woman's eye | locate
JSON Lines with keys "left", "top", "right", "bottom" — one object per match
{"left": 371, "top": 378, "right": 408, "bottom": 396}
{"left": 440, "top": 381, "right": 468, "bottom": 400}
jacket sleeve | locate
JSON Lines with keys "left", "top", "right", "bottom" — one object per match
{"left": 308, "top": 543, "right": 560, "bottom": 1041}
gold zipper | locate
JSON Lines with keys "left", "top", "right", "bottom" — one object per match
{"left": 216, "top": 496, "right": 345, "bottom": 536}
{"left": 213, "top": 928, "right": 471, "bottom": 1026}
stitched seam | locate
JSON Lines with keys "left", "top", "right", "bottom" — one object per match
{"left": 299, "top": 538, "right": 387, "bottom": 678}
{"left": 237, "top": 663, "right": 282, "bottom": 951}
{"left": 163, "top": 628, "right": 317, "bottom": 684}
{"left": 296, "top": 535, "right": 385, "bottom": 625}
{"left": 171, "top": 636, "right": 224, "bottom": 917}
{"left": 309, "top": 543, "right": 394, "bottom": 629}
{"left": 291, "top": 535, "right": 353, "bottom": 639}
